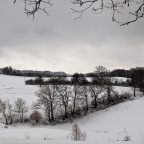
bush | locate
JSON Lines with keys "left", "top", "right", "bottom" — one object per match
{"left": 120, "top": 92, "right": 132, "bottom": 100}
{"left": 23, "top": 118, "right": 30, "bottom": 123}
{"left": 71, "top": 123, "right": 86, "bottom": 141}
{"left": 75, "top": 106, "right": 84, "bottom": 116}
{"left": 30, "top": 111, "right": 43, "bottom": 123}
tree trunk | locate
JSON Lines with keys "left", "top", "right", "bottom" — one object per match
{"left": 85, "top": 95, "right": 89, "bottom": 111}
{"left": 72, "top": 95, "right": 76, "bottom": 117}
{"left": 64, "top": 105, "right": 68, "bottom": 118}
{"left": 84, "top": 90, "right": 89, "bottom": 111}
{"left": 50, "top": 103, "right": 54, "bottom": 121}
{"left": 134, "top": 86, "right": 136, "bottom": 97}
{"left": 94, "top": 96, "right": 98, "bottom": 109}
{"left": 3, "top": 114, "right": 8, "bottom": 125}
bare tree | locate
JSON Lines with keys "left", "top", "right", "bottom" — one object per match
{"left": 89, "top": 84, "right": 104, "bottom": 108}
{"left": 33, "top": 99, "right": 51, "bottom": 121}
{"left": 88, "top": 66, "right": 109, "bottom": 108}
{"left": 34, "top": 85, "right": 59, "bottom": 121}
{"left": 14, "top": 98, "right": 28, "bottom": 123}
{"left": 95, "top": 66, "right": 107, "bottom": 84}
{"left": 130, "top": 68, "right": 144, "bottom": 96}
{"left": 57, "top": 85, "right": 71, "bottom": 118}
{"left": 71, "top": 85, "right": 82, "bottom": 117}
{"left": 81, "top": 85, "right": 89, "bottom": 111}
{"left": 104, "top": 77, "right": 116, "bottom": 104}
{"left": 130, "top": 72, "right": 138, "bottom": 97}
{"left": 71, "top": 123, "right": 86, "bottom": 141}
{"left": 0, "top": 99, "right": 13, "bottom": 125}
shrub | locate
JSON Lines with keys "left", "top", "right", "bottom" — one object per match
{"left": 71, "top": 123, "right": 86, "bottom": 141}
{"left": 123, "top": 135, "right": 130, "bottom": 141}
{"left": 30, "top": 111, "right": 42, "bottom": 123}
{"left": 75, "top": 106, "right": 83, "bottom": 116}
{"left": 121, "top": 92, "right": 132, "bottom": 100}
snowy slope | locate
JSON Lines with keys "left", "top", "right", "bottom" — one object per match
{"left": 0, "top": 97, "right": 144, "bottom": 144}
{"left": 0, "top": 75, "right": 38, "bottom": 107}
{"left": 0, "top": 74, "right": 143, "bottom": 144}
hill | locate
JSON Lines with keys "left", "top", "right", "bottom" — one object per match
{"left": 0, "top": 74, "right": 143, "bottom": 143}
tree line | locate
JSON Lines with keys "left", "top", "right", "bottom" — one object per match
{"left": 2, "top": 66, "right": 144, "bottom": 79}
{"left": 25, "top": 67, "right": 144, "bottom": 97}
{"left": 0, "top": 83, "right": 132, "bottom": 125}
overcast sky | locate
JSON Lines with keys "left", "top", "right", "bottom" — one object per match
{"left": 0, "top": 0, "right": 144, "bottom": 74}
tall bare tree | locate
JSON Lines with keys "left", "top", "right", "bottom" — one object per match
{"left": 89, "top": 66, "right": 107, "bottom": 108}
{"left": 81, "top": 85, "right": 89, "bottom": 111}
{"left": 89, "top": 84, "right": 104, "bottom": 108}
{"left": 34, "top": 85, "right": 59, "bottom": 121}
{"left": 14, "top": 98, "right": 28, "bottom": 123}
{"left": 0, "top": 99, "right": 13, "bottom": 125}
{"left": 130, "top": 68, "right": 144, "bottom": 96}
{"left": 57, "top": 85, "right": 71, "bottom": 118}
{"left": 104, "top": 77, "right": 115, "bottom": 103}
{"left": 71, "top": 85, "right": 82, "bottom": 117}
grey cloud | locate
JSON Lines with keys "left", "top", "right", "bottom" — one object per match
{"left": 0, "top": 0, "right": 143, "bottom": 73}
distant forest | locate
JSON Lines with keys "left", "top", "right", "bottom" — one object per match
{"left": 1, "top": 66, "right": 144, "bottom": 78}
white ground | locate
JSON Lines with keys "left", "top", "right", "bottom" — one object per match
{"left": 0, "top": 74, "right": 144, "bottom": 144}
{"left": 113, "top": 77, "right": 130, "bottom": 82}
{"left": 0, "top": 75, "right": 132, "bottom": 107}
{"left": 0, "top": 75, "right": 38, "bottom": 107}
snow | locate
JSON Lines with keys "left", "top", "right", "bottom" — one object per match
{"left": 113, "top": 77, "right": 130, "bottom": 82}
{"left": 0, "top": 97, "right": 144, "bottom": 144}
{"left": 0, "top": 75, "right": 38, "bottom": 107}
{"left": 113, "top": 86, "right": 132, "bottom": 94}
{"left": 0, "top": 74, "right": 144, "bottom": 144}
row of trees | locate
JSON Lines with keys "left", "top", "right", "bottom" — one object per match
{"left": 25, "top": 73, "right": 132, "bottom": 89}
{"left": 0, "top": 98, "right": 28, "bottom": 125}
{"left": 32, "top": 67, "right": 133, "bottom": 123}
{"left": 33, "top": 84, "right": 113, "bottom": 122}
{"left": 0, "top": 98, "right": 43, "bottom": 125}
{"left": 25, "top": 68, "right": 127, "bottom": 86}
{"left": 2, "top": 66, "right": 68, "bottom": 77}
{"left": 25, "top": 74, "right": 89, "bottom": 85}
{"left": 0, "top": 84, "right": 132, "bottom": 125}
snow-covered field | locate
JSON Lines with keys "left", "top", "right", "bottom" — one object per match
{"left": 0, "top": 74, "right": 143, "bottom": 144}
{"left": 0, "top": 75, "right": 38, "bottom": 107}
{"left": 0, "top": 75, "right": 132, "bottom": 107}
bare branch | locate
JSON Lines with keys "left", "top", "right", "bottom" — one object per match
{"left": 13, "top": 0, "right": 144, "bottom": 25}
{"left": 14, "top": 0, "right": 52, "bottom": 18}
{"left": 120, "top": 2, "right": 144, "bottom": 26}
{"left": 71, "top": 0, "right": 144, "bottom": 26}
